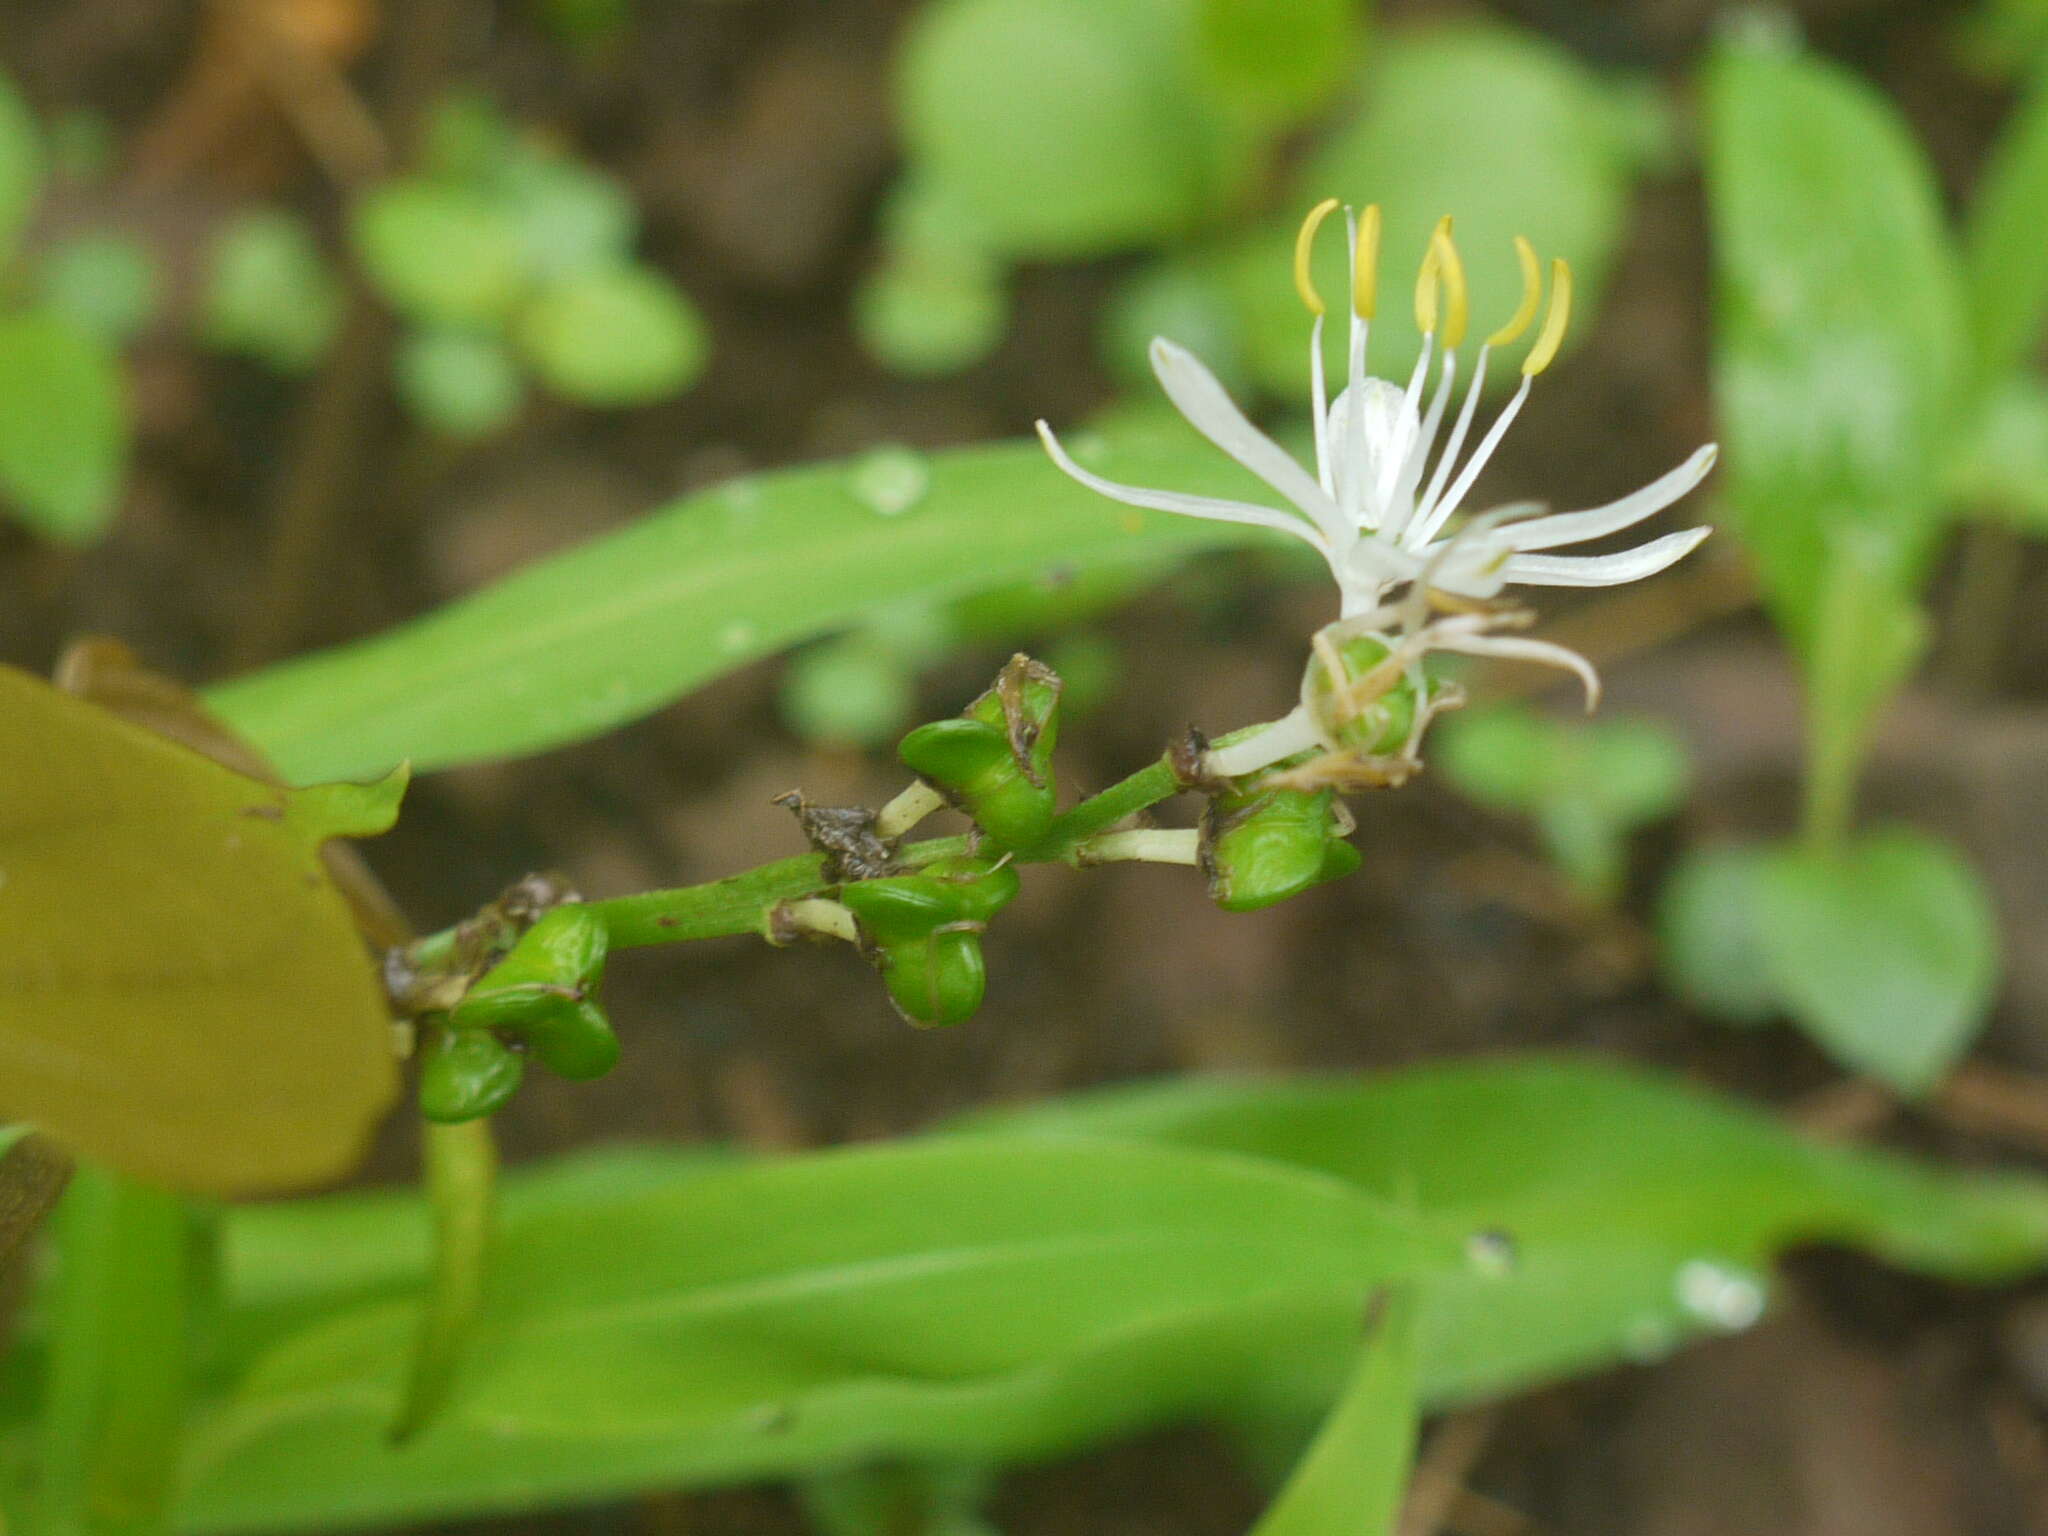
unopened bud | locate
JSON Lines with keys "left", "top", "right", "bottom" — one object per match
{"left": 418, "top": 1027, "right": 525, "bottom": 1123}
{"left": 898, "top": 655, "right": 1062, "bottom": 848}
{"left": 1202, "top": 783, "right": 1360, "bottom": 912}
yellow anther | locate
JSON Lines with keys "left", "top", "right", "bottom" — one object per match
{"left": 1487, "top": 236, "right": 1542, "bottom": 347}
{"left": 1522, "top": 257, "right": 1572, "bottom": 376}
{"left": 1294, "top": 198, "right": 1341, "bottom": 317}
{"left": 1353, "top": 203, "right": 1381, "bottom": 319}
{"left": 1413, "top": 217, "right": 1451, "bottom": 336}
{"left": 1433, "top": 224, "right": 1469, "bottom": 349}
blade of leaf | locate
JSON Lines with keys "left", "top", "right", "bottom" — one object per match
{"left": 0, "top": 309, "right": 129, "bottom": 545}
{"left": 0, "top": 665, "right": 400, "bottom": 1195}
{"left": 1248, "top": 1289, "right": 1417, "bottom": 1536}
{"left": 204, "top": 430, "right": 1279, "bottom": 784}
{"left": 1962, "top": 58, "right": 2048, "bottom": 398}
{"left": 1756, "top": 828, "right": 2000, "bottom": 1094}
{"left": 1705, "top": 28, "right": 1965, "bottom": 646}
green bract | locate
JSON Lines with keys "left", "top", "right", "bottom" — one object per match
{"left": 418, "top": 1031, "right": 526, "bottom": 1125}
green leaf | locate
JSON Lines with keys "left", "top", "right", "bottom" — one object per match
{"left": 779, "top": 634, "right": 919, "bottom": 748}
{"left": 201, "top": 209, "right": 344, "bottom": 374}
{"left": 0, "top": 665, "right": 400, "bottom": 1195}
{"left": 204, "top": 429, "right": 1279, "bottom": 783}
{"left": 0, "top": 69, "right": 42, "bottom": 266}
{"left": 0, "top": 308, "right": 129, "bottom": 544}
{"left": 967, "top": 1056, "right": 2048, "bottom": 1403}
{"left": 1656, "top": 844, "right": 1782, "bottom": 1025}
{"left": 514, "top": 265, "right": 705, "bottom": 406}
{"left": 896, "top": 0, "right": 1253, "bottom": 258}
{"left": 36, "top": 232, "right": 160, "bottom": 344}
{"left": 1195, "top": 0, "right": 1360, "bottom": 121}
{"left": 351, "top": 180, "right": 525, "bottom": 328}
{"left": 1249, "top": 22, "right": 1634, "bottom": 394}
{"left": 855, "top": 250, "right": 1008, "bottom": 378}
{"left": 1704, "top": 31, "right": 1965, "bottom": 643}
{"left": 1248, "top": 1290, "right": 1415, "bottom": 1536}
{"left": 176, "top": 1138, "right": 1445, "bottom": 1533}
{"left": 498, "top": 155, "right": 637, "bottom": 283}
{"left": 1946, "top": 372, "right": 2048, "bottom": 532}
{"left": 394, "top": 328, "right": 524, "bottom": 439}
{"left": 1962, "top": 60, "right": 2048, "bottom": 397}
{"left": 1756, "top": 828, "right": 2000, "bottom": 1094}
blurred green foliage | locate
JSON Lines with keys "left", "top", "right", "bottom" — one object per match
{"left": 1437, "top": 706, "right": 1690, "bottom": 905}
{"left": 201, "top": 209, "right": 346, "bottom": 374}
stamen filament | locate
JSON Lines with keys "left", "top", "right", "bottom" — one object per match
{"left": 1294, "top": 197, "right": 1341, "bottom": 317}
{"left": 1418, "top": 374, "right": 1532, "bottom": 541}
{"left": 1412, "top": 345, "right": 1491, "bottom": 539}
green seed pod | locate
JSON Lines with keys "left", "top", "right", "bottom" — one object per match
{"left": 523, "top": 996, "right": 622, "bottom": 1081}
{"left": 897, "top": 655, "right": 1061, "bottom": 848}
{"left": 418, "top": 1027, "right": 525, "bottom": 1123}
{"left": 878, "top": 928, "right": 988, "bottom": 1028}
{"left": 1301, "top": 635, "right": 1427, "bottom": 757}
{"left": 450, "top": 904, "right": 609, "bottom": 1030}
{"left": 1203, "top": 784, "right": 1359, "bottom": 912}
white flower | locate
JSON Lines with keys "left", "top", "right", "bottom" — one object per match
{"left": 1037, "top": 200, "right": 1716, "bottom": 624}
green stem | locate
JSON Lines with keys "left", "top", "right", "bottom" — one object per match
{"left": 393, "top": 1118, "right": 497, "bottom": 1443}
{"left": 32, "top": 1167, "right": 197, "bottom": 1536}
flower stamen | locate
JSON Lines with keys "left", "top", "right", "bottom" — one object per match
{"left": 1294, "top": 197, "right": 1341, "bottom": 317}
{"left": 1522, "top": 257, "right": 1573, "bottom": 376}
{"left": 1353, "top": 203, "right": 1381, "bottom": 319}
{"left": 1488, "top": 236, "right": 1544, "bottom": 348}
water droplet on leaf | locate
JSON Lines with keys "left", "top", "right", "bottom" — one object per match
{"left": 1673, "top": 1258, "right": 1766, "bottom": 1332}
{"left": 847, "top": 445, "right": 930, "bottom": 517}
{"left": 1464, "top": 1227, "right": 1518, "bottom": 1277}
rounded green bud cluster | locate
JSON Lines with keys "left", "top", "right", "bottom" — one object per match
{"left": 421, "top": 904, "right": 620, "bottom": 1123}
{"left": 1201, "top": 784, "right": 1361, "bottom": 912}
{"left": 417, "top": 1028, "right": 525, "bottom": 1123}
{"left": 897, "top": 654, "right": 1062, "bottom": 849}
{"left": 1301, "top": 635, "right": 1427, "bottom": 757}
{"left": 839, "top": 855, "right": 1021, "bottom": 1027}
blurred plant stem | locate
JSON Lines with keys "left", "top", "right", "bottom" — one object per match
{"left": 230, "top": 0, "right": 478, "bottom": 668}
{"left": 29, "top": 1168, "right": 205, "bottom": 1536}
{"left": 393, "top": 1118, "right": 497, "bottom": 1442}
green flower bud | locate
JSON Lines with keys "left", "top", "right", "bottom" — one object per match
{"left": 838, "top": 855, "right": 1018, "bottom": 1027}
{"left": 450, "top": 904, "right": 609, "bottom": 1029}
{"left": 523, "top": 996, "right": 622, "bottom": 1081}
{"left": 1202, "top": 784, "right": 1360, "bottom": 912}
{"left": 878, "top": 928, "right": 988, "bottom": 1028}
{"left": 418, "top": 1027, "right": 525, "bottom": 1123}
{"left": 897, "top": 655, "right": 1061, "bottom": 848}
{"left": 837, "top": 855, "right": 1021, "bottom": 942}
{"left": 1302, "top": 636, "right": 1427, "bottom": 757}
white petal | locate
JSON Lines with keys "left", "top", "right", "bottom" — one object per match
{"left": 1035, "top": 422, "right": 1330, "bottom": 549}
{"left": 1500, "top": 526, "right": 1711, "bottom": 587}
{"left": 1429, "top": 633, "right": 1603, "bottom": 710}
{"left": 1500, "top": 445, "right": 1719, "bottom": 552}
{"left": 1148, "top": 339, "right": 1345, "bottom": 544}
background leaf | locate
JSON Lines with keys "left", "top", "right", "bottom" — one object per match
{"left": 1247, "top": 1290, "right": 1415, "bottom": 1536}
{"left": 895, "top": 0, "right": 1252, "bottom": 258}
{"left": 0, "top": 666, "right": 399, "bottom": 1195}
{"left": 1705, "top": 31, "right": 1965, "bottom": 643}
{"left": 1656, "top": 844, "right": 1783, "bottom": 1025}
{"left": 1195, "top": 0, "right": 1360, "bottom": 121}
{"left": 200, "top": 209, "right": 344, "bottom": 375}
{"left": 1962, "top": 57, "right": 2048, "bottom": 396}
{"left": 0, "top": 68, "right": 41, "bottom": 266}
{"left": 204, "top": 428, "right": 1279, "bottom": 784}
{"left": 513, "top": 266, "right": 706, "bottom": 407}
{"left": 1756, "top": 828, "right": 2000, "bottom": 1093}
{"left": 351, "top": 180, "right": 525, "bottom": 329}
{"left": 176, "top": 1138, "right": 1444, "bottom": 1533}
{"left": 0, "top": 308, "right": 130, "bottom": 544}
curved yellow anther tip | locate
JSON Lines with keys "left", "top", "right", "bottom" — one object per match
{"left": 1413, "top": 239, "right": 1440, "bottom": 337}
{"left": 1522, "top": 257, "right": 1572, "bottom": 376}
{"left": 1353, "top": 204, "right": 1381, "bottom": 319}
{"left": 1433, "top": 225, "right": 1469, "bottom": 350}
{"left": 1487, "top": 235, "right": 1542, "bottom": 347}
{"left": 1294, "top": 198, "right": 1341, "bottom": 317}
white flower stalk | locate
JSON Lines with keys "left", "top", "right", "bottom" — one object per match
{"left": 1036, "top": 201, "right": 1717, "bottom": 624}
